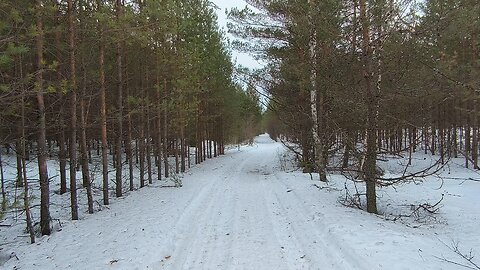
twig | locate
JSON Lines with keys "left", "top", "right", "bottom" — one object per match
{"left": 436, "top": 239, "right": 480, "bottom": 270}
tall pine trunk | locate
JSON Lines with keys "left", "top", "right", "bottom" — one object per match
{"left": 360, "top": 0, "right": 378, "bottom": 214}
{"left": 20, "top": 79, "right": 35, "bottom": 243}
{"left": 35, "top": 0, "right": 51, "bottom": 235}
{"left": 145, "top": 89, "right": 153, "bottom": 184}
{"left": 156, "top": 73, "right": 162, "bottom": 180}
{"left": 115, "top": 0, "right": 124, "bottom": 197}
{"left": 54, "top": 25, "right": 67, "bottom": 195}
{"left": 68, "top": 0, "right": 79, "bottom": 220}
{"left": 98, "top": 15, "right": 109, "bottom": 205}
{"left": 80, "top": 57, "right": 93, "bottom": 214}
{"left": 471, "top": 31, "right": 479, "bottom": 169}
{"left": 139, "top": 93, "right": 146, "bottom": 188}
{"left": 163, "top": 79, "right": 169, "bottom": 178}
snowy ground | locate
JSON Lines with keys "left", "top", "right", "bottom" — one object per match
{"left": 1, "top": 134, "right": 479, "bottom": 269}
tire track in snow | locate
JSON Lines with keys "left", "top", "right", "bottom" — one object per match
{"left": 154, "top": 136, "right": 374, "bottom": 270}
{"left": 184, "top": 168, "right": 238, "bottom": 269}
{"left": 227, "top": 144, "right": 290, "bottom": 270}
{"left": 229, "top": 188, "right": 285, "bottom": 269}
{"left": 261, "top": 178, "right": 312, "bottom": 270}
{"left": 270, "top": 172, "right": 374, "bottom": 270}
{"left": 170, "top": 180, "right": 222, "bottom": 269}
{"left": 159, "top": 155, "right": 249, "bottom": 269}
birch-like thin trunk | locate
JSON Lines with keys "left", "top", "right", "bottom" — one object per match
{"left": 308, "top": 0, "right": 327, "bottom": 182}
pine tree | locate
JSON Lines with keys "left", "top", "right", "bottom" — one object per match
{"left": 35, "top": 0, "right": 52, "bottom": 235}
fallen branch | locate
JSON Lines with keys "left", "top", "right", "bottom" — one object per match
{"left": 435, "top": 239, "right": 480, "bottom": 270}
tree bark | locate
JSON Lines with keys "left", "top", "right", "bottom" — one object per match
{"left": 471, "top": 31, "right": 479, "bottom": 169}
{"left": 36, "top": 0, "right": 52, "bottom": 234}
{"left": 115, "top": 0, "right": 124, "bottom": 197}
{"left": 20, "top": 83, "right": 35, "bottom": 243}
{"left": 163, "top": 79, "right": 169, "bottom": 178}
{"left": 139, "top": 94, "right": 146, "bottom": 188}
{"left": 80, "top": 56, "right": 93, "bottom": 214}
{"left": 360, "top": 0, "right": 378, "bottom": 214}
{"left": 0, "top": 152, "right": 5, "bottom": 212}
{"left": 156, "top": 73, "right": 162, "bottom": 180}
{"left": 146, "top": 106, "right": 153, "bottom": 185}
{"left": 125, "top": 54, "right": 134, "bottom": 192}
{"left": 54, "top": 15, "right": 67, "bottom": 195}
{"left": 68, "top": 0, "right": 79, "bottom": 221}
{"left": 98, "top": 14, "right": 109, "bottom": 205}
{"left": 307, "top": 0, "right": 327, "bottom": 182}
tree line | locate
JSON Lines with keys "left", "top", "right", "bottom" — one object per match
{"left": 230, "top": 0, "right": 479, "bottom": 213}
{"left": 0, "top": 0, "right": 262, "bottom": 243}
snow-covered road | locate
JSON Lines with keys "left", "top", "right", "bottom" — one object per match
{"left": 4, "top": 134, "right": 479, "bottom": 269}
{"left": 160, "top": 135, "right": 368, "bottom": 270}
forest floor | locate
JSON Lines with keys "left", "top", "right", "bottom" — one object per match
{"left": 2, "top": 134, "right": 480, "bottom": 269}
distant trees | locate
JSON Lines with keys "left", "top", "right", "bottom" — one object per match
{"left": 0, "top": 0, "right": 261, "bottom": 241}
{"left": 230, "top": 0, "right": 479, "bottom": 213}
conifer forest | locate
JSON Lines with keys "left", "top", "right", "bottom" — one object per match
{"left": 0, "top": 0, "right": 479, "bottom": 269}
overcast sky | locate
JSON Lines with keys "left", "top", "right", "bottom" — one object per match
{"left": 211, "top": 0, "right": 263, "bottom": 69}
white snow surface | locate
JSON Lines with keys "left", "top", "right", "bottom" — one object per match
{"left": 2, "top": 134, "right": 480, "bottom": 269}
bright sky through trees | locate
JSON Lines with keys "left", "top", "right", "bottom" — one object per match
{"left": 211, "top": 0, "right": 263, "bottom": 69}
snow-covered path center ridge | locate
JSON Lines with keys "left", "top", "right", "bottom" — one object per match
{"left": 4, "top": 134, "right": 478, "bottom": 270}
{"left": 159, "top": 135, "right": 369, "bottom": 270}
